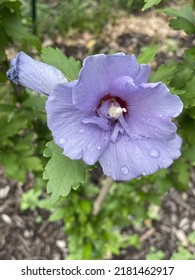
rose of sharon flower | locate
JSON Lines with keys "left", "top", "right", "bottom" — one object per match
{"left": 7, "top": 51, "right": 183, "bottom": 181}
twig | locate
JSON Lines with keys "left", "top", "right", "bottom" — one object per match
{"left": 140, "top": 227, "right": 155, "bottom": 242}
{"left": 92, "top": 176, "right": 114, "bottom": 216}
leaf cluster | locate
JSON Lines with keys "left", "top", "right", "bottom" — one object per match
{"left": 0, "top": 0, "right": 40, "bottom": 65}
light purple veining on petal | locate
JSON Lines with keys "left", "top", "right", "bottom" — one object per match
{"left": 99, "top": 135, "right": 182, "bottom": 181}
{"left": 6, "top": 52, "right": 67, "bottom": 96}
{"left": 46, "top": 83, "right": 111, "bottom": 165}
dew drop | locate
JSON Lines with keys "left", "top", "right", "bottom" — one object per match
{"left": 149, "top": 149, "right": 160, "bottom": 159}
{"left": 96, "top": 145, "right": 101, "bottom": 150}
{"left": 121, "top": 165, "right": 129, "bottom": 175}
{"left": 40, "top": 68, "right": 44, "bottom": 72}
{"left": 139, "top": 153, "right": 142, "bottom": 157}
{"left": 159, "top": 113, "right": 164, "bottom": 118}
{"left": 142, "top": 171, "right": 147, "bottom": 176}
{"left": 90, "top": 146, "right": 95, "bottom": 152}
{"left": 107, "top": 161, "right": 111, "bottom": 165}
{"left": 78, "top": 128, "right": 84, "bottom": 134}
{"left": 58, "top": 137, "right": 66, "bottom": 144}
{"left": 90, "top": 158, "right": 96, "bottom": 164}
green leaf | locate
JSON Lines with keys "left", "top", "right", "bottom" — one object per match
{"left": 44, "top": 141, "right": 87, "bottom": 204}
{"left": 183, "top": 146, "right": 195, "bottom": 164}
{"left": 188, "top": 232, "right": 195, "bottom": 245}
{"left": 169, "top": 17, "right": 195, "bottom": 35}
{"left": 41, "top": 47, "right": 81, "bottom": 81}
{"left": 172, "top": 159, "right": 190, "bottom": 187}
{"left": 160, "top": 5, "right": 195, "bottom": 35}
{"left": 150, "top": 62, "right": 176, "bottom": 83}
{"left": 160, "top": 5, "right": 194, "bottom": 24}
{"left": 0, "top": 114, "right": 27, "bottom": 146}
{"left": 138, "top": 45, "right": 159, "bottom": 64}
{"left": 182, "top": 77, "right": 195, "bottom": 108}
{"left": 1, "top": 8, "right": 40, "bottom": 50}
{"left": 142, "top": 0, "right": 162, "bottom": 11}
{"left": 171, "top": 247, "right": 195, "bottom": 260}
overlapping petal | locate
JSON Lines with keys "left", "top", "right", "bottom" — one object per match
{"left": 6, "top": 52, "right": 67, "bottom": 96}
{"left": 72, "top": 53, "right": 150, "bottom": 112}
{"left": 46, "top": 83, "right": 111, "bottom": 165}
{"left": 99, "top": 134, "right": 182, "bottom": 181}
{"left": 109, "top": 76, "right": 183, "bottom": 141}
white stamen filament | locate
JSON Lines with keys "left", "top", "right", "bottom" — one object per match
{"left": 107, "top": 103, "right": 127, "bottom": 118}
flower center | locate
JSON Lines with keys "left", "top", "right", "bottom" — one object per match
{"left": 98, "top": 94, "right": 128, "bottom": 120}
{"left": 107, "top": 103, "right": 127, "bottom": 118}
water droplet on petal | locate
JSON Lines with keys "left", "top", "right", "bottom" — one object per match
{"left": 90, "top": 158, "right": 96, "bottom": 164}
{"left": 40, "top": 68, "right": 44, "bottom": 72}
{"left": 78, "top": 128, "right": 84, "bottom": 134}
{"left": 121, "top": 165, "right": 129, "bottom": 175}
{"left": 142, "top": 171, "right": 147, "bottom": 176}
{"left": 149, "top": 149, "right": 160, "bottom": 159}
{"left": 159, "top": 113, "right": 164, "bottom": 118}
{"left": 107, "top": 161, "right": 111, "bottom": 165}
{"left": 90, "top": 146, "right": 94, "bottom": 152}
{"left": 58, "top": 137, "right": 66, "bottom": 144}
{"left": 139, "top": 153, "right": 142, "bottom": 157}
{"left": 96, "top": 145, "right": 101, "bottom": 150}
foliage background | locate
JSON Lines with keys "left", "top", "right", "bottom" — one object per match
{"left": 0, "top": 0, "right": 195, "bottom": 260}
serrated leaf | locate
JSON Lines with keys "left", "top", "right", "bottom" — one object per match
{"left": 41, "top": 47, "right": 81, "bottom": 81}
{"left": 142, "top": 0, "right": 162, "bottom": 11}
{"left": 44, "top": 141, "right": 87, "bottom": 204}
{"left": 138, "top": 45, "right": 159, "bottom": 64}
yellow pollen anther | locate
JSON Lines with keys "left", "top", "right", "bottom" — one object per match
{"left": 108, "top": 103, "right": 127, "bottom": 118}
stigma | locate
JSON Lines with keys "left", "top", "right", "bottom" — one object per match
{"left": 107, "top": 103, "right": 127, "bottom": 118}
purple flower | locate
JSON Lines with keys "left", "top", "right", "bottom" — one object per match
{"left": 7, "top": 51, "right": 183, "bottom": 181}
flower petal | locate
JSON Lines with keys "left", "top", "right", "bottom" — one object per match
{"left": 6, "top": 52, "right": 67, "bottom": 96}
{"left": 99, "top": 134, "right": 182, "bottom": 181}
{"left": 109, "top": 77, "right": 183, "bottom": 141}
{"left": 46, "top": 83, "right": 110, "bottom": 165}
{"left": 73, "top": 53, "right": 150, "bottom": 112}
